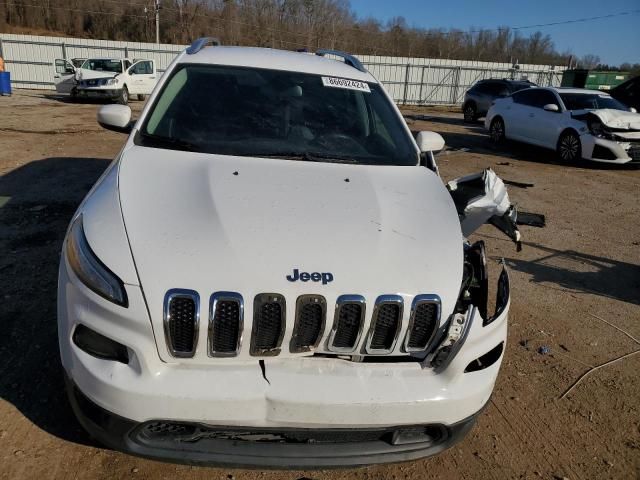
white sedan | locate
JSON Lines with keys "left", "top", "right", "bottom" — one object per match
{"left": 485, "top": 87, "right": 640, "bottom": 164}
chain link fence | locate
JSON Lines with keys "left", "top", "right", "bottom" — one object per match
{"left": 0, "top": 33, "right": 565, "bottom": 106}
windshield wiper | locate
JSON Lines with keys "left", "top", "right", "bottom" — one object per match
{"left": 139, "top": 132, "right": 201, "bottom": 152}
{"left": 247, "top": 151, "right": 358, "bottom": 164}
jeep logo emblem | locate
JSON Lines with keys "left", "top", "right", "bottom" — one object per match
{"left": 286, "top": 268, "right": 334, "bottom": 285}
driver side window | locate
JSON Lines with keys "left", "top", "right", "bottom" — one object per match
{"left": 130, "top": 61, "right": 153, "bottom": 75}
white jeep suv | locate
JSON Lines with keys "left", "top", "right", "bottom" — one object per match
{"left": 58, "top": 37, "right": 516, "bottom": 468}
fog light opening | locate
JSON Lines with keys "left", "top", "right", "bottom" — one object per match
{"left": 72, "top": 324, "right": 129, "bottom": 364}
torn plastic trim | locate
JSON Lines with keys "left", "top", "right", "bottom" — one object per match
{"left": 447, "top": 169, "right": 522, "bottom": 250}
{"left": 428, "top": 308, "right": 474, "bottom": 373}
{"left": 429, "top": 260, "right": 510, "bottom": 371}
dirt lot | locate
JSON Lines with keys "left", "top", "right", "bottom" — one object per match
{"left": 0, "top": 91, "right": 639, "bottom": 480}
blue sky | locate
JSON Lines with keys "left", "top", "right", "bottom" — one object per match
{"left": 349, "top": 0, "right": 640, "bottom": 65}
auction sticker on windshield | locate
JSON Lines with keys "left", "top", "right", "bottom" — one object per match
{"left": 322, "top": 76, "right": 371, "bottom": 93}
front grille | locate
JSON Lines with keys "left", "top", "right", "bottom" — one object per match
{"left": 405, "top": 295, "right": 440, "bottom": 352}
{"left": 250, "top": 294, "right": 286, "bottom": 356}
{"left": 329, "top": 295, "right": 365, "bottom": 352}
{"left": 366, "top": 296, "right": 403, "bottom": 353}
{"left": 290, "top": 295, "right": 326, "bottom": 353}
{"left": 164, "top": 290, "right": 199, "bottom": 357}
{"left": 208, "top": 292, "right": 243, "bottom": 357}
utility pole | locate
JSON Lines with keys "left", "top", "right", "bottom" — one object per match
{"left": 155, "top": 0, "right": 161, "bottom": 44}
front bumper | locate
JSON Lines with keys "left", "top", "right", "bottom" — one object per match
{"left": 58, "top": 255, "right": 508, "bottom": 466}
{"left": 582, "top": 135, "right": 640, "bottom": 164}
{"left": 76, "top": 88, "right": 120, "bottom": 99}
{"left": 65, "top": 372, "right": 481, "bottom": 468}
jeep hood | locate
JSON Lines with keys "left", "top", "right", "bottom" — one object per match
{"left": 117, "top": 146, "right": 464, "bottom": 357}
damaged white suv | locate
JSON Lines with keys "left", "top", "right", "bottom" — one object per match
{"left": 58, "top": 38, "right": 518, "bottom": 468}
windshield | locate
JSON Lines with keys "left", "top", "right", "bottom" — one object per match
{"left": 80, "top": 59, "right": 123, "bottom": 73}
{"left": 560, "top": 93, "right": 629, "bottom": 111}
{"left": 137, "top": 64, "right": 417, "bottom": 165}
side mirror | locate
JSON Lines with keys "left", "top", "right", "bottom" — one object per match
{"left": 97, "top": 104, "right": 133, "bottom": 133}
{"left": 128, "top": 68, "right": 135, "bottom": 75}
{"left": 543, "top": 103, "right": 560, "bottom": 112}
{"left": 416, "top": 131, "right": 445, "bottom": 153}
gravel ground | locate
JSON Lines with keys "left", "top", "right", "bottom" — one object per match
{"left": 0, "top": 91, "right": 639, "bottom": 480}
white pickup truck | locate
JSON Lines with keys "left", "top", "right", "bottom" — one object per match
{"left": 53, "top": 57, "right": 157, "bottom": 104}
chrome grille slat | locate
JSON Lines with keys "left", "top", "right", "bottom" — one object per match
{"left": 290, "top": 295, "right": 326, "bottom": 353}
{"left": 365, "top": 295, "right": 403, "bottom": 354}
{"left": 250, "top": 293, "right": 286, "bottom": 356}
{"left": 163, "top": 289, "right": 199, "bottom": 358}
{"left": 208, "top": 292, "right": 243, "bottom": 357}
{"left": 404, "top": 295, "right": 441, "bottom": 353}
{"left": 328, "top": 295, "right": 365, "bottom": 353}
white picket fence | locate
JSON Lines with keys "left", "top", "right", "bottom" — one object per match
{"left": 0, "top": 33, "right": 566, "bottom": 105}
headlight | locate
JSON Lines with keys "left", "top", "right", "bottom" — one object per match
{"left": 588, "top": 121, "right": 615, "bottom": 140}
{"left": 66, "top": 215, "right": 128, "bottom": 307}
{"left": 97, "top": 78, "right": 117, "bottom": 86}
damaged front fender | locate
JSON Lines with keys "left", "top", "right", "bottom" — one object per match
{"left": 428, "top": 245, "right": 510, "bottom": 372}
{"left": 447, "top": 169, "right": 522, "bottom": 250}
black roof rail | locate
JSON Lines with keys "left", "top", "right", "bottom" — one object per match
{"left": 186, "top": 37, "right": 221, "bottom": 55}
{"left": 315, "top": 49, "right": 367, "bottom": 73}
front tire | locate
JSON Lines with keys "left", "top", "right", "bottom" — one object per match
{"left": 489, "top": 117, "right": 505, "bottom": 144}
{"left": 463, "top": 103, "right": 477, "bottom": 122}
{"left": 557, "top": 130, "right": 581, "bottom": 163}
{"left": 118, "top": 86, "right": 129, "bottom": 105}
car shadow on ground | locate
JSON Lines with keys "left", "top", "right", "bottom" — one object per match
{"left": 495, "top": 241, "right": 640, "bottom": 306}
{"left": 0, "top": 156, "right": 111, "bottom": 446}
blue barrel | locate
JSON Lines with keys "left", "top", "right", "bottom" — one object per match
{"left": 0, "top": 71, "right": 11, "bottom": 96}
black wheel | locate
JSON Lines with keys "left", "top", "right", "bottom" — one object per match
{"left": 118, "top": 86, "right": 129, "bottom": 105}
{"left": 463, "top": 103, "right": 477, "bottom": 122}
{"left": 557, "top": 130, "right": 581, "bottom": 162}
{"left": 137, "top": 94, "right": 145, "bottom": 101}
{"left": 489, "top": 117, "right": 505, "bottom": 144}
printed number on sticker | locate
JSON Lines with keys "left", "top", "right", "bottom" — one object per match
{"left": 322, "top": 76, "right": 371, "bottom": 93}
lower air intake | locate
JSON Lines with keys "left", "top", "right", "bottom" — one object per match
{"left": 250, "top": 293, "right": 286, "bottom": 356}
{"left": 329, "top": 295, "right": 365, "bottom": 353}
{"left": 405, "top": 295, "right": 440, "bottom": 352}
{"left": 164, "top": 290, "right": 199, "bottom": 358}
